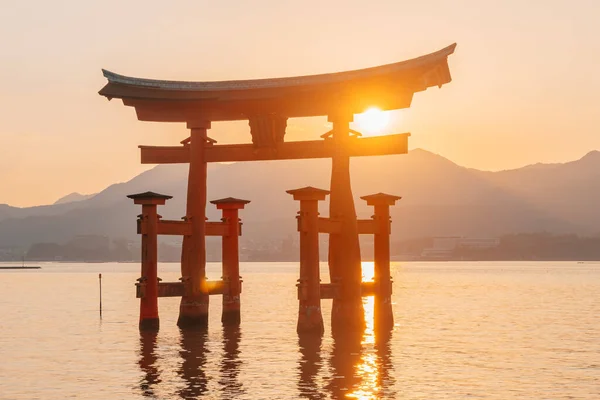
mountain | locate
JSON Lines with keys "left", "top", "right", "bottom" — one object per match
{"left": 0, "top": 149, "right": 598, "bottom": 249}
{"left": 473, "top": 150, "right": 600, "bottom": 231}
{"left": 54, "top": 192, "right": 96, "bottom": 205}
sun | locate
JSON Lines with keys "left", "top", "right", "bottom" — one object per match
{"left": 354, "top": 107, "right": 390, "bottom": 136}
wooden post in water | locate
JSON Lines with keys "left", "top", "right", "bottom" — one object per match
{"left": 99, "top": 273, "right": 102, "bottom": 318}
{"left": 178, "top": 121, "right": 211, "bottom": 328}
{"left": 210, "top": 197, "right": 250, "bottom": 325}
{"left": 328, "top": 114, "right": 364, "bottom": 332}
{"left": 287, "top": 187, "right": 329, "bottom": 334}
{"left": 128, "top": 191, "right": 172, "bottom": 330}
{"left": 361, "top": 193, "right": 401, "bottom": 331}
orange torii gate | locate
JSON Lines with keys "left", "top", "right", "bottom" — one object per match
{"left": 99, "top": 44, "right": 456, "bottom": 331}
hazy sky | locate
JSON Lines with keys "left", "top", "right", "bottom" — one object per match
{"left": 1, "top": 0, "right": 599, "bottom": 207}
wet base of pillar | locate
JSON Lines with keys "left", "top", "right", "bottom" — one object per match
{"left": 177, "top": 315, "right": 209, "bottom": 328}
{"left": 331, "top": 299, "right": 365, "bottom": 334}
{"left": 221, "top": 309, "right": 241, "bottom": 325}
{"left": 297, "top": 305, "right": 324, "bottom": 334}
{"left": 222, "top": 296, "right": 241, "bottom": 325}
{"left": 139, "top": 317, "right": 160, "bottom": 331}
{"left": 374, "top": 298, "right": 394, "bottom": 331}
{"left": 177, "top": 296, "right": 209, "bottom": 328}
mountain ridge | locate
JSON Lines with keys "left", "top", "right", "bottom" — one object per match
{"left": 54, "top": 192, "right": 96, "bottom": 205}
{"left": 0, "top": 148, "right": 598, "bottom": 248}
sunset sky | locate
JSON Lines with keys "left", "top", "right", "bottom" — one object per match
{"left": 1, "top": 0, "right": 599, "bottom": 207}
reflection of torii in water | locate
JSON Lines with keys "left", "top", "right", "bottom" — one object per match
{"left": 137, "top": 331, "right": 160, "bottom": 397}
{"left": 297, "top": 300, "right": 396, "bottom": 398}
{"left": 100, "top": 43, "right": 456, "bottom": 331}
{"left": 177, "top": 328, "right": 209, "bottom": 398}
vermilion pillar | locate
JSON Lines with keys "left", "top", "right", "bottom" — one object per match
{"left": 361, "top": 193, "right": 401, "bottom": 331}
{"left": 128, "top": 191, "right": 172, "bottom": 330}
{"left": 210, "top": 197, "right": 250, "bottom": 325}
{"left": 179, "top": 120, "right": 211, "bottom": 328}
{"left": 287, "top": 187, "right": 329, "bottom": 334}
{"left": 328, "top": 114, "right": 364, "bottom": 332}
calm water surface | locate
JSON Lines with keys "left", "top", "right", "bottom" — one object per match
{"left": 0, "top": 261, "right": 598, "bottom": 399}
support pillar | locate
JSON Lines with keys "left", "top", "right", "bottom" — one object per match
{"left": 179, "top": 120, "right": 211, "bottom": 328}
{"left": 128, "top": 191, "right": 172, "bottom": 330}
{"left": 327, "top": 114, "right": 364, "bottom": 332}
{"left": 361, "top": 193, "right": 402, "bottom": 331}
{"left": 210, "top": 197, "right": 251, "bottom": 325}
{"left": 287, "top": 187, "right": 329, "bottom": 334}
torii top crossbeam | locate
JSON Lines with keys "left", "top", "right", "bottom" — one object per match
{"left": 99, "top": 44, "right": 456, "bottom": 123}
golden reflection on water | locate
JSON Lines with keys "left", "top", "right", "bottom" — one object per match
{"left": 344, "top": 261, "right": 396, "bottom": 399}
{"left": 346, "top": 261, "right": 381, "bottom": 398}
{"left": 326, "top": 295, "right": 393, "bottom": 399}
{"left": 362, "top": 261, "right": 375, "bottom": 282}
{"left": 322, "top": 261, "right": 394, "bottom": 399}
{"left": 346, "top": 296, "right": 379, "bottom": 399}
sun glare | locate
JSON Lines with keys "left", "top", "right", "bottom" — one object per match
{"left": 355, "top": 107, "right": 390, "bottom": 136}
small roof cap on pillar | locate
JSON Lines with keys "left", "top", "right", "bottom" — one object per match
{"left": 127, "top": 191, "right": 172, "bottom": 205}
{"left": 286, "top": 186, "right": 330, "bottom": 201}
{"left": 360, "top": 192, "right": 402, "bottom": 206}
{"left": 210, "top": 197, "right": 251, "bottom": 209}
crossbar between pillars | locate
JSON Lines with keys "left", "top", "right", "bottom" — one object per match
{"left": 137, "top": 219, "right": 243, "bottom": 236}
{"left": 136, "top": 280, "right": 238, "bottom": 298}
{"left": 314, "top": 217, "right": 389, "bottom": 235}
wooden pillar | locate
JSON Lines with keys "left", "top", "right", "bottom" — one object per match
{"left": 287, "top": 187, "right": 329, "bottom": 334}
{"left": 178, "top": 120, "right": 211, "bottom": 328}
{"left": 361, "top": 193, "right": 401, "bottom": 331}
{"left": 327, "top": 114, "right": 364, "bottom": 332}
{"left": 128, "top": 191, "right": 172, "bottom": 330}
{"left": 210, "top": 197, "right": 251, "bottom": 325}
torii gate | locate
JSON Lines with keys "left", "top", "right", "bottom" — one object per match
{"left": 99, "top": 43, "right": 456, "bottom": 331}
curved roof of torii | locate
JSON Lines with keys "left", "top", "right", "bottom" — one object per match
{"left": 99, "top": 43, "right": 456, "bottom": 122}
